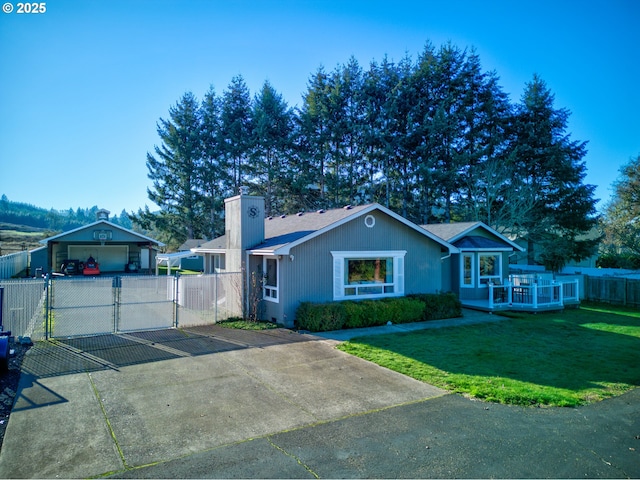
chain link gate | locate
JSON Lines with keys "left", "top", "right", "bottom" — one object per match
{"left": 47, "top": 275, "right": 176, "bottom": 339}
{"left": 44, "top": 273, "right": 243, "bottom": 339}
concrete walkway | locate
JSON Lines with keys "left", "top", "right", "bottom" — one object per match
{"left": 315, "top": 308, "right": 505, "bottom": 341}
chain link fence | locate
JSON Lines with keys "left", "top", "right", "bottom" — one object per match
{"left": 0, "top": 277, "right": 47, "bottom": 341}
{"left": 0, "top": 273, "right": 243, "bottom": 340}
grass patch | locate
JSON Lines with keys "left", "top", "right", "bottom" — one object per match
{"left": 156, "top": 266, "right": 202, "bottom": 275}
{"left": 216, "top": 318, "right": 279, "bottom": 330}
{"left": 338, "top": 303, "right": 640, "bottom": 407}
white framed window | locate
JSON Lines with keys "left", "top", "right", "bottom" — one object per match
{"left": 478, "top": 253, "right": 501, "bottom": 286}
{"left": 461, "top": 253, "right": 474, "bottom": 288}
{"left": 263, "top": 257, "right": 279, "bottom": 302}
{"left": 331, "top": 251, "right": 406, "bottom": 300}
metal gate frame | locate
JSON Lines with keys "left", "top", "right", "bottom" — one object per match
{"left": 45, "top": 275, "right": 177, "bottom": 339}
{"left": 42, "top": 272, "right": 243, "bottom": 339}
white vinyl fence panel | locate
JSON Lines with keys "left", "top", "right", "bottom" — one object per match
{"left": 0, "top": 251, "right": 28, "bottom": 279}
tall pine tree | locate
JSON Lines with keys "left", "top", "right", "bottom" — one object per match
{"left": 251, "top": 81, "right": 295, "bottom": 216}
{"left": 220, "top": 76, "right": 253, "bottom": 191}
{"left": 512, "top": 75, "right": 598, "bottom": 270}
{"left": 133, "top": 92, "right": 206, "bottom": 246}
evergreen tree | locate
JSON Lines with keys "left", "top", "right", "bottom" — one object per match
{"left": 331, "top": 57, "right": 366, "bottom": 205}
{"left": 133, "top": 92, "right": 205, "bottom": 245}
{"left": 455, "top": 58, "right": 515, "bottom": 229}
{"left": 251, "top": 81, "right": 294, "bottom": 216}
{"left": 220, "top": 76, "right": 253, "bottom": 191}
{"left": 361, "top": 57, "right": 396, "bottom": 207}
{"left": 117, "top": 209, "right": 133, "bottom": 229}
{"left": 602, "top": 155, "right": 640, "bottom": 256}
{"left": 200, "top": 86, "right": 228, "bottom": 237}
{"left": 512, "top": 75, "right": 599, "bottom": 270}
{"left": 298, "top": 67, "right": 332, "bottom": 208}
{"left": 385, "top": 54, "right": 418, "bottom": 219}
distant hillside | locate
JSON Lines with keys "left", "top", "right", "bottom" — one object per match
{"left": 0, "top": 194, "right": 133, "bottom": 231}
{"left": 0, "top": 194, "right": 135, "bottom": 255}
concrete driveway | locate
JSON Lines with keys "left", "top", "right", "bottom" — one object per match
{"left": 0, "top": 316, "right": 638, "bottom": 478}
{"left": 0, "top": 325, "right": 444, "bottom": 478}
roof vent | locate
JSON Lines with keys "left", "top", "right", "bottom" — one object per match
{"left": 280, "top": 214, "right": 286, "bottom": 219}
{"left": 297, "top": 211, "right": 304, "bottom": 216}
{"left": 343, "top": 205, "right": 352, "bottom": 210}
{"left": 239, "top": 186, "right": 250, "bottom": 196}
{"left": 267, "top": 216, "right": 273, "bottom": 220}
{"left": 317, "top": 209, "right": 325, "bottom": 214}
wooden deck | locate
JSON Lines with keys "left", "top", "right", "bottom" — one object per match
{"left": 460, "top": 298, "right": 572, "bottom": 313}
{"left": 461, "top": 278, "right": 580, "bottom": 313}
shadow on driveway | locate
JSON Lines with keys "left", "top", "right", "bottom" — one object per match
{"left": 20, "top": 325, "right": 317, "bottom": 379}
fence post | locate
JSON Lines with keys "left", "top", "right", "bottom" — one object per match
{"left": 174, "top": 273, "right": 180, "bottom": 329}
{"left": 488, "top": 283, "right": 494, "bottom": 309}
{"left": 0, "top": 287, "right": 4, "bottom": 331}
{"left": 112, "top": 276, "right": 122, "bottom": 334}
{"left": 533, "top": 283, "right": 538, "bottom": 309}
{"left": 44, "top": 274, "right": 50, "bottom": 340}
{"left": 214, "top": 273, "right": 218, "bottom": 323}
{"left": 507, "top": 280, "right": 512, "bottom": 305}
{"left": 558, "top": 282, "right": 563, "bottom": 305}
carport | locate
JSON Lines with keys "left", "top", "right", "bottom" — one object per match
{"left": 155, "top": 251, "right": 198, "bottom": 275}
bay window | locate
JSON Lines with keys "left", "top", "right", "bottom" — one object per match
{"left": 331, "top": 251, "right": 405, "bottom": 300}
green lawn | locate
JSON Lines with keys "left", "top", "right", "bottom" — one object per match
{"left": 216, "top": 318, "right": 279, "bottom": 330}
{"left": 337, "top": 303, "right": 640, "bottom": 407}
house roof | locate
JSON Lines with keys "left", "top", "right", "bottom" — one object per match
{"left": 253, "top": 204, "right": 456, "bottom": 255}
{"left": 156, "top": 250, "right": 198, "bottom": 268}
{"left": 178, "top": 239, "right": 206, "bottom": 251}
{"left": 256, "top": 205, "right": 371, "bottom": 252}
{"left": 193, "top": 204, "right": 457, "bottom": 256}
{"left": 193, "top": 235, "right": 227, "bottom": 253}
{"left": 39, "top": 220, "right": 165, "bottom": 246}
{"left": 453, "top": 236, "right": 513, "bottom": 250}
{"left": 421, "top": 221, "right": 524, "bottom": 252}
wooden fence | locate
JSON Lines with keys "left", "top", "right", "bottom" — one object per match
{"left": 584, "top": 276, "right": 640, "bottom": 307}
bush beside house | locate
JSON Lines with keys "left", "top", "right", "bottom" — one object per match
{"left": 407, "top": 292, "right": 462, "bottom": 320}
{"left": 296, "top": 293, "right": 462, "bottom": 332}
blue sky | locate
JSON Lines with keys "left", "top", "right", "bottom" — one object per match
{"left": 1, "top": 0, "right": 638, "bottom": 216}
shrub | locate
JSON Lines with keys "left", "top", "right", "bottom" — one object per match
{"left": 387, "top": 297, "right": 427, "bottom": 324}
{"left": 296, "top": 302, "right": 346, "bottom": 332}
{"left": 342, "top": 301, "right": 370, "bottom": 328}
{"left": 407, "top": 292, "right": 462, "bottom": 320}
{"left": 296, "top": 294, "right": 461, "bottom": 332}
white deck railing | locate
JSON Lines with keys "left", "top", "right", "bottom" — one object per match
{"left": 488, "top": 277, "right": 579, "bottom": 310}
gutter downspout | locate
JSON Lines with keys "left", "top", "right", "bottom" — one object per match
{"left": 440, "top": 249, "right": 452, "bottom": 261}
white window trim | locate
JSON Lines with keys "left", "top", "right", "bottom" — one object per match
{"left": 461, "top": 252, "right": 474, "bottom": 288}
{"left": 478, "top": 252, "right": 502, "bottom": 287}
{"left": 263, "top": 256, "right": 279, "bottom": 303}
{"left": 331, "top": 251, "right": 406, "bottom": 301}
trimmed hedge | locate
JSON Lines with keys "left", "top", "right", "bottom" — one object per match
{"left": 296, "top": 293, "right": 462, "bottom": 332}
{"left": 295, "top": 302, "right": 346, "bottom": 332}
{"left": 407, "top": 292, "right": 462, "bottom": 320}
